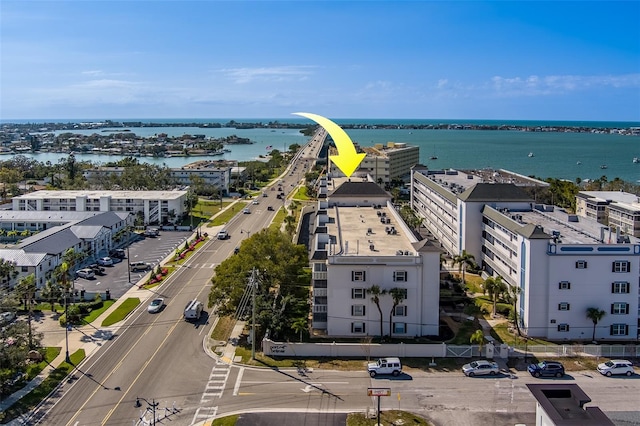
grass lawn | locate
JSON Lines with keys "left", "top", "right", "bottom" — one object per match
{"left": 101, "top": 297, "right": 140, "bottom": 326}
{"left": 82, "top": 299, "right": 115, "bottom": 324}
{"left": 211, "top": 415, "right": 239, "bottom": 426}
{"left": 26, "top": 346, "right": 62, "bottom": 379}
{"left": 0, "top": 349, "right": 86, "bottom": 424}
{"left": 210, "top": 202, "right": 247, "bottom": 226}
{"left": 292, "top": 186, "right": 311, "bottom": 200}
{"left": 347, "top": 410, "right": 432, "bottom": 426}
{"left": 211, "top": 316, "right": 236, "bottom": 341}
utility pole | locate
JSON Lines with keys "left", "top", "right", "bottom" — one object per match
{"left": 250, "top": 267, "right": 257, "bottom": 360}
{"left": 127, "top": 226, "right": 131, "bottom": 285}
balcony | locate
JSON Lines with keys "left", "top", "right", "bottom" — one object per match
{"left": 313, "top": 271, "right": 327, "bottom": 280}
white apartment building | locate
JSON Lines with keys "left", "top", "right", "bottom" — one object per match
{"left": 328, "top": 142, "right": 419, "bottom": 183}
{"left": 12, "top": 190, "right": 187, "bottom": 225}
{"left": 310, "top": 178, "right": 440, "bottom": 338}
{"left": 576, "top": 191, "right": 640, "bottom": 238}
{"left": 411, "top": 166, "right": 640, "bottom": 340}
{"left": 83, "top": 161, "right": 233, "bottom": 194}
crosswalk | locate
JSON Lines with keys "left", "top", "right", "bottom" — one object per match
{"left": 190, "top": 360, "right": 230, "bottom": 424}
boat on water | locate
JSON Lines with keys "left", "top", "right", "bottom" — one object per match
{"left": 576, "top": 161, "right": 582, "bottom": 165}
{"left": 633, "top": 157, "right": 639, "bottom": 163}
{"left": 600, "top": 164, "right": 608, "bottom": 169}
{"left": 430, "top": 155, "right": 438, "bottom": 160}
{"left": 528, "top": 152, "right": 534, "bottom": 157}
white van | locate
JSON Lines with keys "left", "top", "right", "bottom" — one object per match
{"left": 183, "top": 300, "right": 203, "bottom": 321}
{"left": 367, "top": 357, "right": 402, "bottom": 377}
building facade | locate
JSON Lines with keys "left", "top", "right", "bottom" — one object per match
{"left": 310, "top": 179, "right": 440, "bottom": 338}
{"left": 12, "top": 190, "right": 187, "bottom": 225}
{"left": 576, "top": 191, "right": 640, "bottom": 238}
{"left": 411, "top": 166, "right": 640, "bottom": 340}
{"left": 328, "top": 142, "right": 419, "bottom": 183}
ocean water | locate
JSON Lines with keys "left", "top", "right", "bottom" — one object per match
{"left": 10, "top": 120, "right": 640, "bottom": 183}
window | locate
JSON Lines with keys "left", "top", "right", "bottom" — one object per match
{"left": 21, "top": 266, "right": 28, "bottom": 273}
{"left": 351, "top": 288, "right": 366, "bottom": 299}
{"left": 558, "top": 303, "right": 570, "bottom": 311}
{"left": 393, "top": 322, "right": 406, "bottom": 334}
{"left": 351, "top": 305, "right": 366, "bottom": 316}
{"left": 351, "top": 271, "right": 366, "bottom": 281}
{"left": 557, "top": 324, "right": 570, "bottom": 332}
{"left": 393, "top": 271, "right": 407, "bottom": 282}
{"left": 611, "top": 282, "right": 630, "bottom": 294}
{"left": 351, "top": 322, "right": 366, "bottom": 333}
{"left": 612, "top": 261, "right": 630, "bottom": 273}
{"left": 394, "top": 305, "right": 407, "bottom": 316}
{"left": 610, "top": 324, "right": 629, "bottom": 336}
{"left": 611, "top": 302, "right": 629, "bottom": 315}
{"left": 558, "top": 281, "right": 571, "bottom": 290}
{"left": 575, "top": 261, "right": 587, "bottom": 269}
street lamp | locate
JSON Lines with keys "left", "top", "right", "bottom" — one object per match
{"left": 127, "top": 226, "right": 132, "bottom": 285}
{"left": 64, "top": 287, "right": 71, "bottom": 363}
{"left": 135, "top": 397, "right": 159, "bottom": 426}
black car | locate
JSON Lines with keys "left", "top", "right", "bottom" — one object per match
{"left": 88, "top": 264, "right": 106, "bottom": 275}
{"left": 267, "top": 206, "right": 274, "bottom": 211}
{"left": 527, "top": 361, "right": 565, "bottom": 378}
{"left": 110, "top": 249, "right": 126, "bottom": 259}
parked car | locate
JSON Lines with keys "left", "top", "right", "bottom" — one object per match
{"left": 76, "top": 268, "right": 95, "bottom": 279}
{"left": 110, "top": 248, "right": 126, "bottom": 259}
{"left": 130, "top": 261, "right": 151, "bottom": 272}
{"left": 144, "top": 228, "right": 160, "bottom": 237}
{"left": 462, "top": 360, "right": 500, "bottom": 377}
{"left": 367, "top": 357, "right": 402, "bottom": 377}
{"left": 147, "top": 298, "right": 164, "bottom": 314}
{"left": 597, "top": 360, "right": 635, "bottom": 376}
{"left": 527, "top": 361, "right": 565, "bottom": 378}
{"left": 1, "top": 311, "right": 16, "bottom": 324}
{"left": 97, "top": 257, "right": 113, "bottom": 266}
{"left": 88, "top": 263, "right": 106, "bottom": 275}
{"left": 217, "top": 230, "right": 229, "bottom": 240}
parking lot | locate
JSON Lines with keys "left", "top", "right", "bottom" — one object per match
{"left": 74, "top": 230, "right": 193, "bottom": 298}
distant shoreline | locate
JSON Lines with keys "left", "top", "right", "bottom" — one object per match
{"left": 2, "top": 119, "right": 639, "bottom": 136}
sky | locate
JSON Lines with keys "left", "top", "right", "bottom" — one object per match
{"left": 1, "top": 1, "right": 639, "bottom": 121}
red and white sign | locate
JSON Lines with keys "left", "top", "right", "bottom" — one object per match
{"left": 367, "top": 387, "right": 391, "bottom": 397}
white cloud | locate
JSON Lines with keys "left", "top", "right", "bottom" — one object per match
{"left": 490, "top": 73, "right": 640, "bottom": 96}
{"left": 218, "top": 66, "right": 316, "bottom": 84}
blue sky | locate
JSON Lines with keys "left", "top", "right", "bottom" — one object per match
{"left": 1, "top": 1, "right": 639, "bottom": 121}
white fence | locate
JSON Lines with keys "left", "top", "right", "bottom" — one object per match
{"left": 262, "top": 338, "right": 640, "bottom": 360}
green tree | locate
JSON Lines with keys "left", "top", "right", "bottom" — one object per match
{"left": 586, "top": 307, "right": 606, "bottom": 341}
{"left": 367, "top": 284, "right": 387, "bottom": 337}
{"left": 388, "top": 288, "right": 405, "bottom": 338}
{"left": 453, "top": 250, "right": 475, "bottom": 285}
{"left": 14, "top": 274, "right": 36, "bottom": 348}
{"left": 284, "top": 215, "right": 296, "bottom": 235}
{"left": 484, "top": 276, "right": 506, "bottom": 318}
{"left": 506, "top": 285, "right": 522, "bottom": 336}
{"left": 291, "top": 317, "right": 308, "bottom": 343}
{"left": 40, "top": 279, "right": 62, "bottom": 312}
{"left": 470, "top": 329, "right": 485, "bottom": 354}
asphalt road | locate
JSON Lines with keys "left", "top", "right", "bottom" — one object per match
{"left": 31, "top": 132, "right": 325, "bottom": 426}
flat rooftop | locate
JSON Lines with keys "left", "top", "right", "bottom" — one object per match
{"left": 419, "top": 168, "right": 548, "bottom": 195}
{"left": 329, "top": 205, "right": 416, "bottom": 256}
{"left": 15, "top": 190, "right": 187, "bottom": 200}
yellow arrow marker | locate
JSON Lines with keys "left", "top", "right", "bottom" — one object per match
{"left": 293, "top": 112, "right": 365, "bottom": 177}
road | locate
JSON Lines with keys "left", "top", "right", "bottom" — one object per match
{"left": 31, "top": 129, "right": 326, "bottom": 425}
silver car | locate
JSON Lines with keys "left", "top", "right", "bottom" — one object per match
{"left": 462, "top": 360, "right": 500, "bottom": 377}
{"left": 597, "top": 360, "right": 634, "bottom": 376}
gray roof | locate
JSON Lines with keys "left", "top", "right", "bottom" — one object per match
{"left": 20, "top": 227, "right": 82, "bottom": 255}
{"left": 329, "top": 181, "right": 391, "bottom": 198}
{"left": 459, "top": 183, "right": 533, "bottom": 202}
{"left": 79, "top": 211, "right": 130, "bottom": 227}
{"left": 0, "top": 249, "right": 47, "bottom": 266}
{"left": 483, "top": 205, "right": 551, "bottom": 240}
{"left": 412, "top": 238, "right": 442, "bottom": 253}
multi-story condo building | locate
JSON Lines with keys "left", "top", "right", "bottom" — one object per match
{"left": 310, "top": 177, "right": 440, "bottom": 337}
{"left": 328, "top": 142, "right": 419, "bottom": 183}
{"left": 575, "top": 191, "right": 640, "bottom": 238}
{"left": 84, "top": 161, "right": 233, "bottom": 194}
{"left": 411, "top": 166, "right": 640, "bottom": 340}
{"left": 12, "top": 190, "right": 187, "bottom": 225}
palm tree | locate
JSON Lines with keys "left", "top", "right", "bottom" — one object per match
{"left": 14, "top": 273, "right": 36, "bottom": 348}
{"left": 367, "top": 284, "right": 387, "bottom": 337}
{"left": 470, "top": 329, "right": 485, "bottom": 355}
{"left": 484, "top": 276, "right": 506, "bottom": 318}
{"left": 291, "top": 317, "right": 308, "bottom": 343}
{"left": 453, "top": 250, "right": 475, "bottom": 285}
{"left": 388, "top": 288, "right": 406, "bottom": 338}
{"left": 506, "top": 285, "right": 522, "bottom": 336}
{"left": 284, "top": 215, "right": 296, "bottom": 235}
{"left": 586, "top": 307, "right": 606, "bottom": 342}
